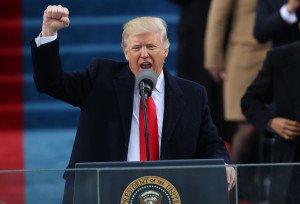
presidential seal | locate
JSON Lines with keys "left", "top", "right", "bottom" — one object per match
{"left": 120, "top": 176, "right": 181, "bottom": 204}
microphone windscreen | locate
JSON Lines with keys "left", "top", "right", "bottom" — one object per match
{"left": 136, "top": 69, "right": 158, "bottom": 90}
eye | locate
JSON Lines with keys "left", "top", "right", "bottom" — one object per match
{"left": 147, "top": 44, "right": 157, "bottom": 50}
{"left": 131, "top": 45, "right": 141, "bottom": 51}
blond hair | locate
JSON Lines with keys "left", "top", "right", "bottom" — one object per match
{"left": 121, "top": 16, "right": 170, "bottom": 49}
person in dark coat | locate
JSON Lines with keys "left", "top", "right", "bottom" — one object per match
{"left": 241, "top": 41, "right": 300, "bottom": 204}
{"left": 30, "top": 5, "right": 236, "bottom": 203}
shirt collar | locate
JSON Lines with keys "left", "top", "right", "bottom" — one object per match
{"left": 155, "top": 71, "right": 164, "bottom": 93}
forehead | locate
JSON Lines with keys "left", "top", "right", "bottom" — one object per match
{"left": 127, "top": 32, "right": 161, "bottom": 44}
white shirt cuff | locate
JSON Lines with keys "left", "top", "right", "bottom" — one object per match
{"left": 35, "top": 33, "right": 57, "bottom": 47}
{"left": 280, "top": 5, "right": 298, "bottom": 24}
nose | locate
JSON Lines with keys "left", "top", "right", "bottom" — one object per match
{"left": 140, "top": 47, "right": 149, "bottom": 58}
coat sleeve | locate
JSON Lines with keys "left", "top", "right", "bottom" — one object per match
{"left": 241, "top": 51, "right": 274, "bottom": 131}
{"left": 253, "top": 0, "right": 295, "bottom": 43}
{"left": 196, "top": 87, "right": 232, "bottom": 164}
{"left": 31, "top": 39, "right": 97, "bottom": 107}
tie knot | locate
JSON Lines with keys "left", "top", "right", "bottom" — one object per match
{"left": 140, "top": 96, "right": 155, "bottom": 110}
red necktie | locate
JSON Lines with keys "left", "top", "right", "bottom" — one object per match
{"left": 139, "top": 96, "right": 159, "bottom": 160}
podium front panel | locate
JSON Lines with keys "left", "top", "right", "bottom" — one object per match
{"left": 74, "top": 159, "right": 229, "bottom": 204}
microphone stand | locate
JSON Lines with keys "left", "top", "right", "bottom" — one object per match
{"left": 139, "top": 82, "right": 150, "bottom": 161}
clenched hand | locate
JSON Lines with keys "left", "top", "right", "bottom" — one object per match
{"left": 42, "top": 5, "right": 70, "bottom": 37}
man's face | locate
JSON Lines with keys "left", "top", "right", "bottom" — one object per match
{"left": 123, "top": 32, "right": 169, "bottom": 76}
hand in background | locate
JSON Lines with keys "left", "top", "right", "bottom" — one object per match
{"left": 270, "top": 117, "right": 300, "bottom": 140}
{"left": 42, "top": 5, "right": 70, "bottom": 37}
{"left": 286, "top": 0, "right": 300, "bottom": 13}
{"left": 208, "top": 69, "right": 226, "bottom": 84}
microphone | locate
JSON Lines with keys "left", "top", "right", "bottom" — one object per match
{"left": 136, "top": 69, "right": 158, "bottom": 99}
{"left": 136, "top": 69, "right": 158, "bottom": 161}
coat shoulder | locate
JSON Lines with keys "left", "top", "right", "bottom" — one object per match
{"left": 89, "top": 58, "right": 128, "bottom": 73}
{"left": 171, "top": 74, "right": 207, "bottom": 95}
{"left": 85, "top": 58, "right": 130, "bottom": 81}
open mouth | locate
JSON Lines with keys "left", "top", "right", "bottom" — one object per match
{"left": 140, "top": 62, "right": 152, "bottom": 69}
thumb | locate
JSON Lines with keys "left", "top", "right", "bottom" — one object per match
{"left": 60, "top": 16, "right": 70, "bottom": 27}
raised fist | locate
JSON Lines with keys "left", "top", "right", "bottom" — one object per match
{"left": 42, "top": 5, "right": 70, "bottom": 37}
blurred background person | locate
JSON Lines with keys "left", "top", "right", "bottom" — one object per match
{"left": 253, "top": 1, "right": 300, "bottom": 193}
{"left": 169, "top": 0, "right": 234, "bottom": 144}
{"left": 247, "top": 1, "right": 300, "bottom": 202}
{"left": 254, "top": 0, "right": 300, "bottom": 47}
{"left": 204, "top": 0, "right": 271, "bottom": 202}
{"left": 241, "top": 40, "right": 300, "bottom": 204}
{"left": 205, "top": 0, "right": 270, "bottom": 164}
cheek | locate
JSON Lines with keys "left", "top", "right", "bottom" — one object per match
{"left": 127, "top": 53, "right": 139, "bottom": 62}
{"left": 155, "top": 54, "right": 166, "bottom": 63}
{"left": 127, "top": 57, "right": 140, "bottom": 73}
{"left": 128, "top": 57, "right": 139, "bottom": 65}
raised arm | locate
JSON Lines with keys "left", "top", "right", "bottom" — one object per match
{"left": 31, "top": 5, "right": 95, "bottom": 107}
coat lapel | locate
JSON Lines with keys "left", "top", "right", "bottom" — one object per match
{"left": 113, "top": 66, "right": 135, "bottom": 146}
{"left": 113, "top": 68, "right": 186, "bottom": 156}
{"left": 161, "top": 70, "right": 185, "bottom": 153}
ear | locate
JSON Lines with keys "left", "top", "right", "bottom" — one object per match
{"left": 123, "top": 48, "right": 129, "bottom": 61}
{"left": 163, "top": 48, "right": 169, "bottom": 58}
